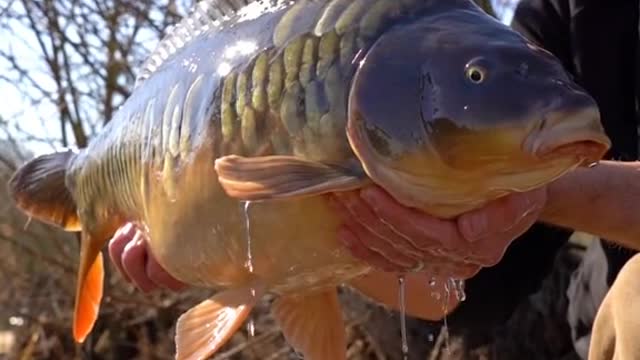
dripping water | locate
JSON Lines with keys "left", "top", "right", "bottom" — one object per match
{"left": 428, "top": 276, "right": 467, "bottom": 350}
{"left": 429, "top": 276, "right": 441, "bottom": 301}
{"left": 242, "top": 201, "right": 255, "bottom": 338}
{"left": 451, "top": 278, "right": 466, "bottom": 302}
{"left": 242, "top": 201, "right": 254, "bottom": 273}
{"left": 442, "top": 278, "right": 451, "bottom": 354}
{"left": 23, "top": 217, "right": 32, "bottom": 231}
{"left": 247, "top": 316, "right": 255, "bottom": 337}
{"left": 247, "top": 284, "right": 257, "bottom": 338}
{"left": 441, "top": 278, "right": 467, "bottom": 353}
{"left": 398, "top": 276, "right": 409, "bottom": 360}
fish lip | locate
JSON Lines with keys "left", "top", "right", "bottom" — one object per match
{"left": 524, "top": 107, "right": 611, "bottom": 165}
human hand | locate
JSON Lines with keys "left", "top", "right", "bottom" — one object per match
{"left": 328, "top": 185, "right": 547, "bottom": 278}
{"left": 108, "top": 223, "right": 187, "bottom": 293}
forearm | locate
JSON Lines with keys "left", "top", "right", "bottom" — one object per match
{"left": 540, "top": 160, "right": 640, "bottom": 250}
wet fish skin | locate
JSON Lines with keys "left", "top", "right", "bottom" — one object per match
{"left": 7, "top": 0, "right": 437, "bottom": 356}
{"left": 6, "top": 0, "right": 611, "bottom": 359}
{"left": 346, "top": 5, "right": 611, "bottom": 217}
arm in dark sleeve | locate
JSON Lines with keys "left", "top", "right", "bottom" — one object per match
{"left": 510, "top": 0, "right": 573, "bottom": 70}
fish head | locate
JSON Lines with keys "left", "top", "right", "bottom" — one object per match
{"left": 347, "top": 5, "right": 611, "bottom": 217}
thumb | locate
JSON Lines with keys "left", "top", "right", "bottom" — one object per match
{"left": 458, "top": 187, "right": 547, "bottom": 243}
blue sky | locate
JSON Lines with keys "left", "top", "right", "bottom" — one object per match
{"left": 0, "top": 0, "right": 519, "bottom": 157}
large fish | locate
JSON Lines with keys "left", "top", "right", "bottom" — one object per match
{"left": 8, "top": 0, "right": 611, "bottom": 359}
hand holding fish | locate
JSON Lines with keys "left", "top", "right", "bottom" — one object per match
{"left": 108, "top": 223, "right": 187, "bottom": 293}
{"left": 110, "top": 185, "right": 547, "bottom": 293}
{"left": 329, "top": 185, "right": 547, "bottom": 277}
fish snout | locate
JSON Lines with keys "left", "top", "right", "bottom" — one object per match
{"left": 525, "top": 100, "right": 611, "bottom": 165}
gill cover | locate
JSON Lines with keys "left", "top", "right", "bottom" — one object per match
{"left": 347, "top": 12, "right": 440, "bottom": 207}
{"left": 347, "top": 3, "right": 529, "bottom": 170}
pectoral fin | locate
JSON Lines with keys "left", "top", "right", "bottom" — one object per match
{"left": 73, "top": 231, "right": 107, "bottom": 343}
{"left": 175, "top": 284, "right": 266, "bottom": 360}
{"left": 271, "top": 288, "right": 347, "bottom": 360}
{"left": 214, "top": 155, "right": 369, "bottom": 201}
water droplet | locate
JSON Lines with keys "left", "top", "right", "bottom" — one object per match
{"left": 451, "top": 278, "right": 466, "bottom": 302}
{"left": 242, "top": 201, "right": 254, "bottom": 273}
{"left": 23, "top": 217, "right": 32, "bottom": 231}
{"left": 398, "top": 276, "right": 409, "bottom": 360}
{"left": 242, "top": 203, "right": 256, "bottom": 339}
{"left": 247, "top": 286, "right": 256, "bottom": 338}
{"left": 247, "top": 318, "right": 255, "bottom": 338}
{"left": 429, "top": 276, "right": 441, "bottom": 300}
{"left": 442, "top": 278, "right": 454, "bottom": 354}
{"left": 8, "top": 316, "right": 24, "bottom": 327}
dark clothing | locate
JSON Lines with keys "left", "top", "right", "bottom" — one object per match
{"left": 512, "top": 0, "right": 640, "bottom": 162}
{"left": 446, "top": 224, "right": 572, "bottom": 343}
{"left": 445, "top": 0, "right": 640, "bottom": 358}
{"left": 511, "top": 2, "right": 640, "bottom": 357}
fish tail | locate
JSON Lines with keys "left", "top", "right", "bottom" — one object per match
{"left": 7, "top": 150, "right": 81, "bottom": 231}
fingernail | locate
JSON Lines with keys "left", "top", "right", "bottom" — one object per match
{"left": 167, "top": 282, "right": 187, "bottom": 292}
{"left": 326, "top": 194, "right": 338, "bottom": 208}
{"left": 113, "top": 224, "right": 128, "bottom": 238}
{"left": 332, "top": 192, "right": 353, "bottom": 206}
{"left": 460, "top": 213, "right": 488, "bottom": 242}
{"left": 360, "top": 188, "right": 380, "bottom": 205}
{"left": 111, "top": 228, "right": 123, "bottom": 240}
{"left": 120, "top": 222, "right": 135, "bottom": 237}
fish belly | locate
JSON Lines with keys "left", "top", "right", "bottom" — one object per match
{"left": 142, "top": 144, "right": 370, "bottom": 294}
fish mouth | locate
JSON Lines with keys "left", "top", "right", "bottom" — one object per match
{"left": 524, "top": 107, "right": 611, "bottom": 165}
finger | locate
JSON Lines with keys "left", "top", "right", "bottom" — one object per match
{"left": 331, "top": 191, "right": 423, "bottom": 258}
{"left": 458, "top": 187, "right": 546, "bottom": 243}
{"left": 121, "top": 232, "right": 157, "bottom": 293}
{"left": 337, "top": 227, "right": 403, "bottom": 272}
{"left": 108, "top": 223, "right": 136, "bottom": 283}
{"left": 447, "top": 263, "right": 481, "bottom": 279}
{"left": 329, "top": 195, "right": 420, "bottom": 270}
{"left": 360, "top": 187, "right": 468, "bottom": 255}
{"left": 468, "top": 198, "right": 545, "bottom": 266}
{"left": 146, "top": 256, "right": 187, "bottom": 291}
{"left": 345, "top": 220, "right": 421, "bottom": 270}
{"left": 421, "top": 261, "right": 480, "bottom": 279}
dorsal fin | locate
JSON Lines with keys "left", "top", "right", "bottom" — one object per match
{"left": 135, "top": 0, "right": 252, "bottom": 87}
{"left": 134, "top": 0, "right": 297, "bottom": 88}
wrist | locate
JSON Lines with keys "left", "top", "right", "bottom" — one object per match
{"left": 538, "top": 165, "right": 601, "bottom": 225}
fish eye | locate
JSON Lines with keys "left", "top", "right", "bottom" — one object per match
{"left": 465, "top": 66, "right": 486, "bottom": 84}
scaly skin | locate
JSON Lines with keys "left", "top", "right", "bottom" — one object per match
{"left": 65, "top": 0, "right": 436, "bottom": 293}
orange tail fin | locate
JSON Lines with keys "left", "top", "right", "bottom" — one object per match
{"left": 72, "top": 231, "right": 107, "bottom": 343}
